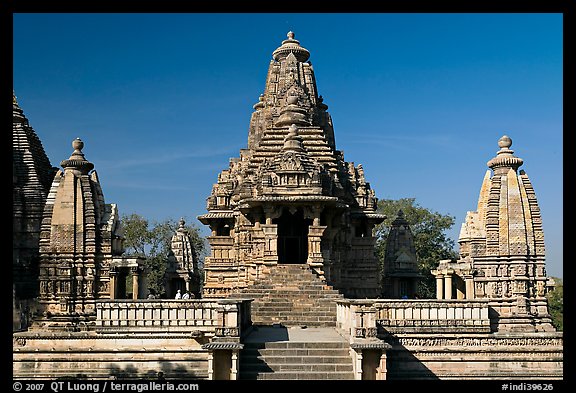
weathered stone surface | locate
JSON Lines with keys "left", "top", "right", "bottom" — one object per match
{"left": 433, "top": 136, "right": 555, "bottom": 332}
{"left": 165, "top": 218, "right": 201, "bottom": 299}
{"left": 382, "top": 210, "right": 421, "bottom": 298}
{"left": 12, "top": 92, "right": 57, "bottom": 307}
{"left": 199, "top": 32, "right": 384, "bottom": 299}
{"left": 13, "top": 33, "right": 562, "bottom": 381}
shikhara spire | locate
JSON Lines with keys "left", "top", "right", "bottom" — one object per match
{"left": 433, "top": 135, "right": 553, "bottom": 332}
{"left": 12, "top": 90, "right": 56, "bottom": 299}
{"left": 199, "top": 32, "right": 384, "bottom": 298}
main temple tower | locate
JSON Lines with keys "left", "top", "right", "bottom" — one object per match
{"left": 199, "top": 32, "right": 384, "bottom": 298}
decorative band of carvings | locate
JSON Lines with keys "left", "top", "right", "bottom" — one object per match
{"left": 202, "top": 342, "right": 244, "bottom": 350}
{"left": 354, "top": 327, "right": 377, "bottom": 338}
{"left": 378, "top": 319, "right": 490, "bottom": 327}
{"left": 13, "top": 332, "right": 207, "bottom": 340}
{"left": 388, "top": 337, "right": 563, "bottom": 347}
{"left": 350, "top": 341, "right": 391, "bottom": 350}
{"left": 215, "top": 327, "right": 239, "bottom": 337}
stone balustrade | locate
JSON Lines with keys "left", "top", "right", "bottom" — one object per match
{"left": 95, "top": 299, "right": 252, "bottom": 337}
{"left": 337, "top": 299, "right": 491, "bottom": 337}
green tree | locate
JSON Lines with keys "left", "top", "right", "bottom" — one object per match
{"left": 120, "top": 214, "right": 207, "bottom": 298}
{"left": 546, "top": 277, "right": 563, "bottom": 331}
{"left": 375, "top": 198, "right": 458, "bottom": 298}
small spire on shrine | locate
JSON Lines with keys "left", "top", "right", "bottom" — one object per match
{"left": 281, "top": 124, "right": 305, "bottom": 153}
{"left": 487, "top": 135, "right": 524, "bottom": 174}
{"left": 60, "top": 138, "right": 94, "bottom": 174}
{"left": 177, "top": 218, "right": 187, "bottom": 232}
{"left": 272, "top": 31, "right": 310, "bottom": 62}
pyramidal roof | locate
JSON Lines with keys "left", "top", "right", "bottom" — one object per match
{"left": 201, "top": 32, "right": 380, "bottom": 219}
{"left": 12, "top": 91, "right": 56, "bottom": 198}
{"left": 459, "top": 135, "right": 545, "bottom": 258}
{"left": 245, "top": 31, "right": 339, "bottom": 172}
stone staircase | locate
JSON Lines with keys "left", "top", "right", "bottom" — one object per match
{"left": 228, "top": 264, "right": 344, "bottom": 327}
{"left": 239, "top": 327, "right": 355, "bottom": 380}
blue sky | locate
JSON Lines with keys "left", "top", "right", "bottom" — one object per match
{"left": 13, "top": 13, "right": 563, "bottom": 278}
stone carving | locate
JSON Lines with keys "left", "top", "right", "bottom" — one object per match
{"left": 431, "top": 136, "right": 554, "bottom": 332}
{"left": 382, "top": 210, "right": 421, "bottom": 298}
{"left": 199, "top": 32, "right": 384, "bottom": 298}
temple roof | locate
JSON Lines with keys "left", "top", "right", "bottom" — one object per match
{"left": 60, "top": 138, "right": 95, "bottom": 175}
{"left": 272, "top": 31, "right": 310, "bottom": 62}
{"left": 12, "top": 91, "right": 56, "bottom": 196}
{"left": 486, "top": 135, "right": 524, "bottom": 174}
{"left": 202, "top": 32, "right": 379, "bottom": 217}
{"left": 459, "top": 136, "right": 545, "bottom": 258}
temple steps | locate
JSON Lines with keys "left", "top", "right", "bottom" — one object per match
{"left": 228, "top": 264, "right": 343, "bottom": 327}
{"left": 239, "top": 327, "right": 355, "bottom": 380}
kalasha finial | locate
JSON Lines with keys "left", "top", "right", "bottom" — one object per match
{"left": 72, "top": 137, "right": 84, "bottom": 153}
{"left": 498, "top": 135, "right": 512, "bottom": 149}
{"left": 61, "top": 137, "right": 94, "bottom": 174}
{"left": 487, "top": 134, "right": 523, "bottom": 173}
{"left": 273, "top": 30, "right": 310, "bottom": 62}
{"left": 288, "top": 124, "right": 298, "bottom": 136}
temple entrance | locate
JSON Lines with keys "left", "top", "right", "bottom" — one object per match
{"left": 274, "top": 208, "right": 311, "bottom": 264}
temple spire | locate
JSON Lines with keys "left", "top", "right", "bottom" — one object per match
{"left": 487, "top": 135, "right": 524, "bottom": 175}
{"left": 60, "top": 138, "right": 95, "bottom": 175}
{"left": 272, "top": 31, "right": 310, "bottom": 62}
{"left": 281, "top": 124, "right": 305, "bottom": 153}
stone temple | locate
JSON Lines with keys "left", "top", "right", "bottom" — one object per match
{"left": 199, "top": 31, "right": 383, "bottom": 300}
{"left": 13, "top": 32, "right": 562, "bottom": 380}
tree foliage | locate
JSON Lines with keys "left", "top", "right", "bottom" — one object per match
{"left": 546, "top": 277, "right": 563, "bottom": 331}
{"left": 120, "top": 214, "right": 207, "bottom": 298}
{"left": 375, "top": 198, "right": 458, "bottom": 298}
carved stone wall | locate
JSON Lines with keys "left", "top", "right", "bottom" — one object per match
{"left": 12, "top": 93, "right": 57, "bottom": 301}
{"left": 199, "top": 33, "right": 384, "bottom": 298}
{"left": 432, "top": 136, "right": 555, "bottom": 332}
{"left": 35, "top": 139, "right": 125, "bottom": 331}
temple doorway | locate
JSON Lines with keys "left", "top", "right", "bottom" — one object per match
{"left": 274, "top": 208, "right": 311, "bottom": 264}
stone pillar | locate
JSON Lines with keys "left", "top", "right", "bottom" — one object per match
{"left": 131, "top": 267, "right": 139, "bottom": 300}
{"left": 444, "top": 270, "right": 453, "bottom": 300}
{"left": 207, "top": 351, "right": 214, "bottom": 380}
{"left": 231, "top": 350, "right": 239, "bottom": 380}
{"left": 109, "top": 269, "right": 117, "bottom": 300}
{"left": 376, "top": 351, "right": 388, "bottom": 380}
{"left": 352, "top": 349, "right": 363, "bottom": 380}
{"left": 435, "top": 273, "right": 444, "bottom": 299}
{"left": 261, "top": 224, "right": 278, "bottom": 265}
{"left": 185, "top": 276, "right": 191, "bottom": 293}
{"left": 307, "top": 225, "right": 326, "bottom": 277}
{"left": 464, "top": 275, "right": 475, "bottom": 299}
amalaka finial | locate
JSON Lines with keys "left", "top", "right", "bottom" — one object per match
{"left": 487, "top": 134, "right": 523, "bottom": 173}
{"left": 60, "top": 137, "right": 94, "bottom": 174}
{"left": 281, "top": 124, "right": 304, "bottom": 152}
{"left": 272, "top": 30, "right": 310, "bottom": 62}
{"left": 72, "top": 137, "right": 84, "bottom": 153}
{"left": 498, "top": 135, "right": 512, "bottom": 149}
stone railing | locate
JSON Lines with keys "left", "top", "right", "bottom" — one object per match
{"left": 95, "top": 299, "right": 252, "bottom": 338}
{"left": 337, "top": 299, "right": 491, "bottom": 338}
